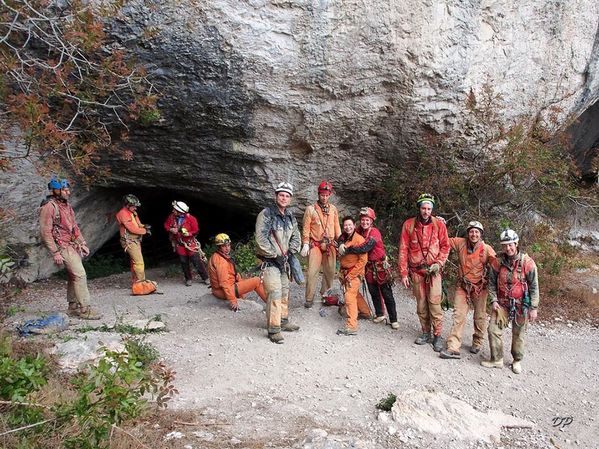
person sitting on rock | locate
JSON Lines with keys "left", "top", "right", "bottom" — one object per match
{"left": 164, "top": 200, "right": 209, "bottom": 286}
{"left": 208, "top": 233, "right": 267, "bottom": 311}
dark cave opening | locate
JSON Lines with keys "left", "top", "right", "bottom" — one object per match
{"left": 566, "top": 100, "right": 599, "bottom": 184}
{"left": 91, "top": 187, "right": 259, "bottom": 272}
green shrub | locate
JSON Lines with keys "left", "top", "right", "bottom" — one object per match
{"left": 83, "top": 254, "right": 128, "bottom": 279}
{"left": 233, "top": 240, "right": 261, "bottom": 276}
{"left": 0, "top": 335, "right": 49, "bottom": 428}
{"left": 376, "top": 393, "right": 397, "bottom": 411}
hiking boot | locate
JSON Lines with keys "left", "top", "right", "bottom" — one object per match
{"left": 390, "top": 321, "right": 400, "bottom": 330}
{"left": 304, "top": 301, "right": 313, "bottom": 309}
{"left": 432, "top": 335, "right": 444, "bottom": 352}
{"left": 358, "top": 313, "right": 373, "bottom": 320}
{"left": 470, "top": 345, "right": 481, "bottom": 354}
{"left": 373, "top": 315, "right": 386, "bottom": 324}
{"left": 414, "top": 332, "right": 432, "bottom": 345}
{"left": 337, "top": 327, "right": 358, "bottom": 336}
{"left": 480, "top": 358, "right": 504, "bottom": 369}
{"left": 512, "top": 361, "right": 522, "bottom": 374}
{"left": 185, "top": 279, "right": 192, "bottom": 286}
{"left": 269, "top": 332, "right": 284, "bottom": 344}
{"left": 439, "top": 349, "right": 461, "bottom": 359}
{"left": 78, "top": 307, "right": 102, "bottom": 320}
{"left": 66, "top": 304, "right": 80, "bottom": 318}
{"left": 281, "top": 322, "right": 300, "bottom": 332}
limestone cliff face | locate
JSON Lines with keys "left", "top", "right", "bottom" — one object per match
{"left": 2, "top": 0, "right": 598, "bottom": 280}
{"left": 108, "top": 0, "right": 599, "bottom": 206}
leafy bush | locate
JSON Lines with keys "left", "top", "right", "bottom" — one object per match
{"left": 0, "top": 333, "right": 177, "bottom": 449}
{"left": 83, "top": 254, "right": 128, "bottom": 279}
{"left": 376, "top": 393, "right": 397, "bottom": 411}
{"left": 233, "top": 240, "right": 261, "bottom": 276}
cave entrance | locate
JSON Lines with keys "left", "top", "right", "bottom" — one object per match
{"left": 90, "top": 187, "right": 258, "bottom": 276}
{"left": 566, "top": 100, "right": 599, "bottom": 184}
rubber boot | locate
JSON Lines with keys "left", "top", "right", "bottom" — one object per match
{"left": 432, "top": 335, "right": 444, "bottom": 352}
{"left": 269, "top": 333, "right": 284, "bottom": 344}
{"left": 414, "top": 332, "right": 432, "bottom": 345}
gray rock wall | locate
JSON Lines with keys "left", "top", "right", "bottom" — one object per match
{"left": 2, "top": 0, "right": 598, "bottom": 280}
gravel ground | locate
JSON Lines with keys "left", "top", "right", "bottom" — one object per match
{"left": 6, "top": 267, "right": 599, "bottom": 449}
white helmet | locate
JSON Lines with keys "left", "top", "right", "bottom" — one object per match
{"left": 172, "top": 201, "right": 189, "bottom": 213}
{"left": 500, "top": 229, "right": 519, "bottom": 245}
{"left": 275, "top": 182, "right": 293, "bottom": 196}
{"left": 466, "top": 221, "right": 484, "bottom": 233}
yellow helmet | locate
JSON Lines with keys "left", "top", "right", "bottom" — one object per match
{"left": 215, "top": 233, "right": 231, "bottom": 245}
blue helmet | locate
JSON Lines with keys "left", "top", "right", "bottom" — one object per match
{"left": 60, "top": 179, "right": 70, "bottom": 188}
{"left": 48, "top": 177, "right": 61, "bottom": 190}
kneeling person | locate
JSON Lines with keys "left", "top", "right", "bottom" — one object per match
{"left": 208, "top": 233, "right": 267, "bottom": 311}
{"left": 337, "top": 216, "right": 371, "bottom": 336}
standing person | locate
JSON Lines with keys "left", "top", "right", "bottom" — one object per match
{"left": 342, "top": 207, "right": 399, "bottom": 329}
{"left": 164, "top": 201, "right": 209, "bottom": 286}
{"left": 336, "top": 216, "right": 371, "bottom": 336}
{"left": 399, "top": 193, "right": 450, "bottom": 352}
{"left": 115, "top": 194, "right": 156, "bottom": 295}
{"left": 255, "top": 182, "right": 302, "bottom": 344}
{"left": 300, "top": 181, "right": 341, "bottom": 308}
{"left": 481, "top": 229, "right": 539, "bottom": 374}
{"left": 439, "top": 221, "right": 497, "bottom": 359}
{"left": 39, "top": 177, "right": 101, "bottom": 320}
{"left": 208, "top": 233, "right": 267, "bottom": 311}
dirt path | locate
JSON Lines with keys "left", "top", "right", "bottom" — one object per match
{"left": 7, "top": 267, "right": 599, "bottom": 449}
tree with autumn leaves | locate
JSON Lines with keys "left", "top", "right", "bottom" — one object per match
{"left": 0, "top": 0, "right": 157, "bottom": 180}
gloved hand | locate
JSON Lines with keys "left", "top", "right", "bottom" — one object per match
{"left": 495, "top": 307, "right": 508, "bottom": 329}
{"left": 80, "top": 245, "right": 90, "bottom": 258}
{"left": 338, "top": 243, "right": 346, "bottom": 256}
{"left": 53, "top": 251, "right": 64, "bottom": 266}
{"left": 300, "top": 243, "right": 309, "bottom": 257}
{"left": 230, "top": 300, "right": 239, "bottom": 312}
{"left": 428, "top": 263, "right": 440, "bottom": 275}
{"left": 181, "top": 227, "right": 189, "bottom": 237}
{"left": 145, "top": 225, "right": 152, "bottom": 236}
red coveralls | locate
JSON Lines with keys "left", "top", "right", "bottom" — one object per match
{"left": 399, "top": 217, "right": 450, "bottom": 336}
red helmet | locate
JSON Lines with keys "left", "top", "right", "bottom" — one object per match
{"left": 359, "top": 207, "right": 376, "bottom": 221}
{"left": 318, "top": 181, "right": 333, "bottom": 194}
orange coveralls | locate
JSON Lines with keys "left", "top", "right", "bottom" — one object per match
{"left": 302, "top": 202, "right": 341, "bottom": 303}
{"left": 446, "top": 238, "right": 496, "bottom": 352}
{"left": 339, "top": 231, "right": 370, "bottom": 331}
{"left": 116, "top": 207, "right": 148, "bottom": 283}
{"left": 208, "top": 251, "right": 266, "bottom": 308}
{"left": 39, "top": 197, "right": 90, "bottom": 309}
{"left": 399, "top": 217, "right": 450, "bottom": 336}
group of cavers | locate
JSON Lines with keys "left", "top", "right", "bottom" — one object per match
{"left": 40, "top": 177, "right": 540, "bottom": 374}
